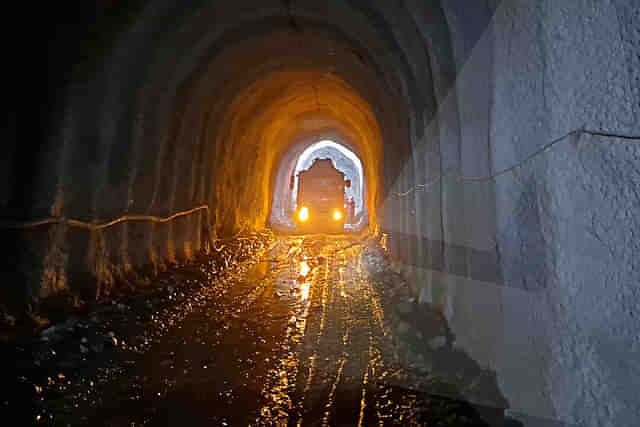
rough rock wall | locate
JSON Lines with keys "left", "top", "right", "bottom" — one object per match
{"left": 1, "top": 0, "right": 397, "bottom": 312}
{"left": 382, "top": 1, "right": 640, "bottom": 426}
{"left": 2, "top": 1, "right": 638, "bottom": 425}
{"left": 488, "top": 2, "right": 640, "bottom": 425}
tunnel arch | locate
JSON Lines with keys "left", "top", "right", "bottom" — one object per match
{"left": 4, "top": 0, "right": 467, "bottom": 402}
{"left": 270, "top": 138, "right": 368, "bottom": 231}
{"left": 293, "top": 140, "right": 364, "bottom": 215}
{"left": 210, "top": 69, "right": 386, "bottom": 235}
{"left": 5, "top": 3, "right": 640, "bottom": 426}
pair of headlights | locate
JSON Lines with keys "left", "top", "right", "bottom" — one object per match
{"left": 297, "top": 206, "right": 343, "bottom": 222}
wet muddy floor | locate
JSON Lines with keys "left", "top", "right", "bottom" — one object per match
{"left": 3, "top": 236, "right": 517, "bottom": 426}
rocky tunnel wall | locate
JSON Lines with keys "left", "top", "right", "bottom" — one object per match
{"left": 380, "top": 1, "right": 640, "bottom": 426}
{"left": 2, "top": 1, "right": 639, "bottom": 426}
{"left": 2, "top": 0, "right": 406, "bottom": 305}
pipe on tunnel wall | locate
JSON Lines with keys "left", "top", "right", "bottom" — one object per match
{"left": 2, "top": 1, "right": 640, "bottom": 426}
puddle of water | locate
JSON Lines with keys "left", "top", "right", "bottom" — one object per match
{"left": 30, "top": 236, "right": 501, "bottom": 426}
{"left": 299, "top": 282, "right": 310, "bottom": 302}
{"left": 299, "top": 261, "right": 310, "bottom": 277}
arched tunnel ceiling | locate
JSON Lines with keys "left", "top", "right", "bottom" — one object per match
{"left": 2, "top": 0, "right": 452, "bottom": 357}
{"left": 31, "top": 0, "right": 439, "bottom": 235}
{"left": 6, "top": 2, "right": 640, "bottom": 426}
{"left": 2, "top": 0, "right": 450, "bottom": 302}
{"left": 0, "top": 3, "right": 468, "bottom": 307}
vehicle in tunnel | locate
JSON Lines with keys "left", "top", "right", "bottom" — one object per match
{"left": 294, "top": 158, "right": 349, "bottom": 234}
{"left": 3, "top": 1, "right": 639, "bottom": 425}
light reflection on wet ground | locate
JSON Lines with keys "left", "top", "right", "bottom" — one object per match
{"left": 8, "top": 236, "right": 497, "bottom": 426}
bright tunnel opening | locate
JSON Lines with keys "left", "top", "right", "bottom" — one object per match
{"left": 270, "top": 139, "right": 369, "bottom": 233}
{"left": 293, "top": 140, "right": 364, "bottom": 214}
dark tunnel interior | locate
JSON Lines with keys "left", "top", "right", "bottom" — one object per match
{"left": 2, "top": 1, "right": 640, "bottom": 426}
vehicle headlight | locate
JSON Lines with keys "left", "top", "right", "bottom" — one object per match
{"left": 298, "top": 206, "right": 309, "bottom": 222}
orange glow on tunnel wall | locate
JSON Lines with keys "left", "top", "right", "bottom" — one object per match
{"left": 223, "top": 71, "right": 384, "bottom": 232}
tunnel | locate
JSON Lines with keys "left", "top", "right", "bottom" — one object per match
{"left": 271, "top": 139, "right": 368, "bottom": 230}
{"left": 2, "top": 1, "right": 640, "bottom": 426}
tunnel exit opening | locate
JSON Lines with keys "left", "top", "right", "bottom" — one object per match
{"left": 270, "top": 139, "right": 368, "bottom": 233}
{"left": 293, "top": 141, "right": 364, "bottom": 215}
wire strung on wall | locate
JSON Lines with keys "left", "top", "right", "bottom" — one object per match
{"left": 392, "top": 127, "right": 640, "bottom": 198}
{"left": 0, "top": 205, "right": 210, "bottom": 231}
{"left": 0, "top": 205, "right": 232, "bottom": 253}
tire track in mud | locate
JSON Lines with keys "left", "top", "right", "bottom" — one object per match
{"left": 292, "top": 246, "right": 335, "bottom": 426}
{"left": 317, "top": 243, "right": 424, "bottom": 427}
{"left": 258, "top": 239, "right": 501, "bottom": 427}
{"left": 320, "top": 255, "right": 351, "bottom": 427}
{"left": 285, "top": 242, "right": 403, "bottom": 426}
{"left": 24, "top": 236, "right": 500, "bottom": 426}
